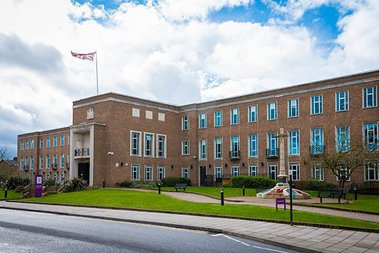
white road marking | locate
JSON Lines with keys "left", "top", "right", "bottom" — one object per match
{"left": 252, "top": 245, "right": 289, "bottom": 253}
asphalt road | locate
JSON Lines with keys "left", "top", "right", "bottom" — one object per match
{"left": 0, "top": 209, "right": 299, "bottom": 253}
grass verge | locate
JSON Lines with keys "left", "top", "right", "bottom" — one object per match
{"left": 158, "top": 186, "right": 257, "bottom": 198}
{"left": 0, "top": 188, "right": 23, "bottom": 200}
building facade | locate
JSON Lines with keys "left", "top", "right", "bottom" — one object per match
{"left": 17, "top": 70, "right": 379, "bottom": 187}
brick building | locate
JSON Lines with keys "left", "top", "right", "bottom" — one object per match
{"left": 17, "top": 70, "right": 379, "bottom": 187}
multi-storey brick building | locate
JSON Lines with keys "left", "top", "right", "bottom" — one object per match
{"left": 17, "top": 70, "right": 379, "bottom": 187}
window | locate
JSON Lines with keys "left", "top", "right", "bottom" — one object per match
{"left": 231, "top": 166, "right": 240, "bottom": 177}
{"left": 336, "top": 91, "right": 349, "bottom": 112}
{"left": 248, "top": 105, "right": 258, "bottom": 122}
{"left": 311, "top": 95, "right": 323, "bottom": 115}
{"left": 230, "top": 136, "right": 240, "bottom": 158}
{"left": 363, "top": 86, "right": 377, "bottom": 108}
{"left": 60, "top": 136, "right": 65, "bottom": 146}
{"left": 182, "top": 140, "right": 189, "bottom": 155}
{"left": 337, "top": 165, "right": 350, "bottom": 182}
{"left": 182, "top": 116, "right": 189, "bottom": 130}
{"left": 268, "top": 164, "right": 278, "bottom": 180}
{"left": 132, "top": 165, "right": 140, "bottom": 180}
{"left": 46, "top": 173, "right": 50, "bottom": 180}
{"left": 145, "top": 110, "right": 153, "bottom": 119}
{"left": 30, "top": 156, "right": 34, "bottom": 170}
{"left": 182, "top": 167, "right": 189, "bottom": 179}
{"left": 30, "top": 140, "right": 34, "bottom": 149}
{"left": 60, "top": 173, "right": 65, "bottom": 184}
{"left": 214, "top": 111, "right": 223, "bottom": 127}
{"left": 311, "top": 128, "right": 324, "bottom": 154}
{"left": 249, "top": 134, "right": 258, "bottom": 157}
{"left": 53, "top": 136, "right": 58, "bottom": 147}
{"left": 39, "top": 139, "right": 44, "bottom": 149}
{"left": 199, "top": 113, "right": 207, "bottom": 129}
{"left": 199, "top": 139, "right": 207, "bottom": 160}
{"left": 25, "top": 140, "right": 29, "bottom": 150}
{"left": 214, "top": 137, "right": 222, "bottom": 159}
{"left": 267, "top": 102, "right": 277, "bottom": 120}
{"left": 53, "top": 154, "right": 58, "bottom": 168}
{"left": 131, "top": 131, "right": 141, "bottom": 156}
{"left": 158, "top": 166, "right": 165, "bottom": 181}
{"left": 364, "top": 123, "right": 378, "bottom": 150}
{"left": 132, "top": 108, "right": 140, "bottom": 117}
{"left": 288, "top": 130, "right": 300, "bottom": 155}
{"left": 365, "top": 162, "right": 378, "bottom": 181}
{"left": 60, "top": 154, "right": 65, "bottom": 168}
{"left": 46, "top": 154, "right": 50, "bottom": 169}
{"left": 53, "top": 172, "right": 57, "bottom": 182}
{"left": 336, "top": 126, "right": 350, "bottom": 152}
{"left": 157, "top": 134, "right": 166, "bottom": 158}
{"left": 249, "top": 164, "right": 258, "bottom": 176}
{"left": 231, "top": 108, "right": 239, "bottom": 125}
{"left": 25, "top": 157, "right": 29, "bottom": 169}
{"left": 20, "top": 141, "right": 24, "bottom": 151}
{"left": 145, "top": 166, "right": 153, "bottom": 181}
{"left": 158, "top": 113, "right": 165, "bottom": 121}
{"left": 46, "top": 137, "right": 51, "bottom": 148}
{"left": 20, "top": 158, "right": 24, "bottom": 170}
{"left": 215, "top": 167, "right": 223, "bottom": 179}
{"left": 312, "top": 164, "right": 324, "bottom": 181}
{"left": 267, "top": 133, "right": 278, "bottom": 156}
{"left": 39, "top": 156, "right": 43, "bottom": 170}
{"left": 288, "top": 99, "right": 299, "bottom": 118}
{"left": 144, "top": 133, "right": 154, "bottom": 157}
{"left": 289, "top": 163, "right": 300, "bottom": 181}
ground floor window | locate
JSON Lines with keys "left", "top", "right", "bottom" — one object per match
{"left": 337, "top": 165, "right": 350, "bottom": 182}
{"left": 53, "top": 172, "right": 57, "bottom": 182}
{"left": 249, "top": 164, "right": 258, "bottom": 176}
{"left": 145, "top": 165, "right": 153, "bottom": 181}
{"left": 365, "top": 162, "right": 379, "bottom": 181}
{"left": 60, "top": 172, "right": 65, "bottom": 184}
{"left": 132, "top": 165, "right": 140, "bottom": 180}
{"left": 311, "top": 164, "right": 324, "bottom": 181}
{"left": 289, "top": 163, "right": 300, "bottom": 181}
{"left": 268, "top": 164, "right": 277, "bottom": 180}
{"left": 215, "top": 166, "right": 223, "bottom": 180}
{"left": 158, "top": 166, "right": 165, "bottom": 181}
{"left": 182, "top": 167, "right": 189, "bottom": 179}
{"left": 231, "top": 166, "right": 240, "bottom": 177}
{"left": 46, "top": 173, "right": 50, "bottom": 180}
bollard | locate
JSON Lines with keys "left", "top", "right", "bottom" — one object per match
{"left": 354, "top": 187, "right": 358, "bottom": 200}
{"left": 220, "top": 188, "right": 224, "bottom": 206}
{"left": 243, "top": 185, "right": 245, "bottom": 196}
{"left": 102, "top": 180, "right": 105, "bottom": 189}
{"left": 4, "top": 188, "right": 8, "bottom": 201}
{"left": 158, "top": 183, "right": 161, "bottom": 195}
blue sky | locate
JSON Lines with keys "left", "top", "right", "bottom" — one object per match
{"left": 1, "top": 0, "right": 379, "bottom": 158}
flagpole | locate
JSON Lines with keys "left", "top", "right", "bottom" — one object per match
{"left": 95, "top": 51, "right": 99, "bottom": 95}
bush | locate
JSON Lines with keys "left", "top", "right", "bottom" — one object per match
{"left": 116, "top": 180, "right": 133, "bottom": 188}
{"left": 7, "top": 176, "right": 30, "bottom": 190}
{"left": 231, "top": 176, "right": 276, "bottom": 189}
{"left": 64, "top": 177, "right": 87, "bottom": 192}
{"left": 43, "top": 179, "right": 56, "bottom": 187}
{"left": 161, "top": 177, "right": 191, "bottom": 187}
{"left": 131, "top": 181, "right": 156, "bottom": 189}
{"left": 294, "top": 179, "right": 336, "bottom": 191}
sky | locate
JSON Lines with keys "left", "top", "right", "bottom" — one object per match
{"left": 1, "top": 0, "right": 379, "bottom": 158}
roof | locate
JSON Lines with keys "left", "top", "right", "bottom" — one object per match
{"left": 0, "top": 159, "right": 18, "bottom": 167}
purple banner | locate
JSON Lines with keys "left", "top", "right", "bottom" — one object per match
{"left": 34, "top": 175, "right": 43, "bottom": 197}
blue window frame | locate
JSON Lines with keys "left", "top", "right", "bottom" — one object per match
{"left": 214, "top": 111, "right": 223, "bottom": 127}
{"left": 46, "top": 137, "right": 51, "bottom": 148}
{"left": 249, "top": 164, "right": 258, "bottom": 176}
{"left": 267, "top": 102, "right": 277, "bottom": 120}
{"left": 288, "top": 99, "right": 299, "bottom": 118}
{"left": 311, "top": 128, "right": 324, "bottom": 154}
{"left": 364, "top": 123, "right": 378, "bottom": 150}
{"left": 311, "top": 95, "right": 323, "bottom": 115}
{"left": 182, "top": 116, "right": 189, "bottom": 130}
{"left": 231, "top": 108, "right": 239, "bottom": 125}
{"left": 214, "top": 137, "right": 222, "bottom": 159}
{"left": 288, "top": 130, "right": 300, "bottom": 155}
{"left": 249, "top": 134, "right": 258, "bottom": 157}
{"left": 336, "top": 126, "right": 350, "bottom": 152}
{"left": 363, "top": 86, "right": 377, "bottom": 108}
{"left": 248, "top": 105, "right": 258, "bottom": 122}
{"left": 199, "top": 113, "right": 207, "bottom": 129}
{"left": 199, "top": 139, "right": 207, "bottom": 160}
{"left": 53, "top": 136, "right": 58, "bottom": 147}
{"left": 231, "top": 136, "right": 240, "bottom": 157}
{"left": 336, "top": 91, "right": 349, "bottom": 112}
{"left": 267, "top": 133, "right": 278, "bottom": 156}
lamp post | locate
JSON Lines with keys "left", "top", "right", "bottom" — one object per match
{"left": 289, "top": 170, "right": 293, "bottom": 226}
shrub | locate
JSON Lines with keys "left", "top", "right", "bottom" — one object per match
{"left": 294, "top": 179, "right": 336, "bottom": 191}
{"left": 116, "top": 180, "right": 133, "bottom": 188}
{"left": 231, "top": 176, "right": 276, "bottom": 188}
{"left": 43, "top": 179, "right": 56, "bottom": 187}
{"left": 131, "top": 181, "right": 156, "bottom": 189}
{"left": 64, "top": 177, "right": 87, "bottom": 192}
{"left": 7, "top": 176, "right": 30, "bottom": 190}
{"left": 161, "top": 177, "right": 191, "bottom": 187}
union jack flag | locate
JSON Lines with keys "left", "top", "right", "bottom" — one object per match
{"left": 71, "top": 51, "right": 96, "bottom": 61}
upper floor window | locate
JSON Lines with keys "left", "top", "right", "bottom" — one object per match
{"left": 249, "top": 134, "right": 258, "bottom": 157}
{"left": 157, "top": 134, "right": 166, "bottom": 158}
{"left": 25, "top": 140, "right": 29, "bottom": 150}
{"left": 267, "top": 102, "right": 277, "bottom": 120}
{"left": 363, "top": 86, "right": 377, "bottom": 108}
{"left": 144, "top": 133, "right": 154, "bottom": 157}
{"left": 46, "top": 154, "right": 50, "bottom": 169}
{"left": 182, "top": 116, "right": 189, "bottom": 130}
{"left": 131, "top": 131, "right": 141, "bottom": 156}
{"left": 60, "top": 136, "right": 65, "bottom": 146}
{"left": 53, "top": 136, "right": 58, "bottom": 147}
{"left": 52, "top": 154, "right": 58, "bottom": 168}
{"left": 311, "top": 95, "right": 323, "bottom": 115}
{"left": 267, "top": 133, "right": 278, "bottom": 157}
{"left": 248, "top": 105, "right": 258, "bottom": 122}
{"left": 288, "top": 99, "right": 299, "bottom": 118}
{"left": 46, "top": 137, "right": 51, "bottom": 148}
{"left": 30, "top": 140, "right": 34, "bottom": 149}
{"left": 30, "top": 156, "right": 34, "bottom": 170}
{"left": 199, "top": 139, "right": 207, "bottom": 160}
{"left": 214, "top": 111, "right": 223, "bottom": 127}
{"left": 364, "top": 123, "right": 378, "bottom": 151}
{"left": 20, "top": 140, "right": 24, "bottom": 151}
{"left": 214, "top": 137, "right": 222, "bottom": 160}
{"left": 311, "top": 128, "right": 324, "bottom": 154}
{"left": 199, "top": 113, "right": 207, "bottom": 129}
{"left": 336, "top": 91, "right": 349, "bottom": 112}
{"left": 231, "top": 108, "right": 239, "bottom": 125}
{"left": 288, "top": 130, "right": 300, "bottom": 155}
{"left": 39, "top": 139, "right": 44, "bottom": 149}
{"left": 336, "top": 126, "right": 350, "bottom": 152}
{"left": 230, "top": 136, "right": 240, "bottom": 158}
{"left": 39, "top": 156, "right": 43, "bottom": 170}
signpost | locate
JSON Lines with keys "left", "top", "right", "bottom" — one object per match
{"left": 275, "top": 198, "right": 286, "bottom": 211}
{"left": 34, "top": 175, "right": 43, "bottom": 197}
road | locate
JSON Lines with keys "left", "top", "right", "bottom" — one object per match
{"left": 0, "top": 209, "right": 299, "bottom": 253}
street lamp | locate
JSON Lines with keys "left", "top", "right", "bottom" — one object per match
{"left": 289, "top": 170, "right": 293, "bottom": 226}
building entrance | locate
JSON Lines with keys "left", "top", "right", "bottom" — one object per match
{"left": 78, "top": 162, "right": 90, "bottom": 184}
{"left": 200, "top": 166, "right": 207, "bottom": 186}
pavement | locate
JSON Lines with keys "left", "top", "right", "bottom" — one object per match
{"left": 1, "top": 200, "right": 379, "bottom": 253}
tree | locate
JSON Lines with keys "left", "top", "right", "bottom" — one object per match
{"left": 0, "top": 146, "right": 7, "bottom": 160}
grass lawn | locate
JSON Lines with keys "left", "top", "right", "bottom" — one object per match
{"left": 0, "top": 188, "right": 23, "bottom": 200}
{"left": 21, "top": 188, "right": 379, "bottom": 230}
{"left": 159, "top": 186, "right": 257, "bottom": 198}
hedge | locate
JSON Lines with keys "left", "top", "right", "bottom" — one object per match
{"left": 161, "top": 177, "right": 191, "bottom": 187}
{"left": 231, "top": 176, "right": 276, "bottom": 188}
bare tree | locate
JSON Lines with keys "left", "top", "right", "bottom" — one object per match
{"left": 0, "top": 146, "right": 7, "bottom": 160}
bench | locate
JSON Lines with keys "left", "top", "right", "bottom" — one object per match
{"left": 175, "top": 183, "right": 187, "bottom": 192}
{"left": 317, "top": 189, "right": 348, "bottom": 203}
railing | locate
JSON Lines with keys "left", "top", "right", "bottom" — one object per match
{"left": 309, "top": 145, "right": 325, "bottom": 156}
{"left": 266, "top": 148, "right": 279, "bottom": 158}
{"left": 229, "top": 150, "right": 240, "bottom": 160}
{"left": 74, "top": 148, "right": 90, "bottom": 157}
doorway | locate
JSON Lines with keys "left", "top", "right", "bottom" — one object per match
{"left": 199, "top": 166, "right": 207, "bottom": 186}
{"left": 78, "top": 162, "right": 90, "bottom": 183}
